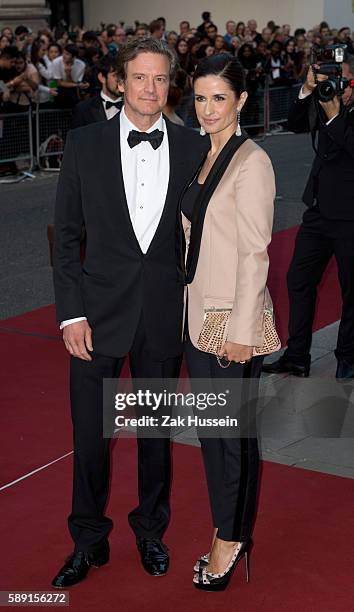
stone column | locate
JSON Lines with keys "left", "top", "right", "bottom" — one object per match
{"left": 0, "top": 0, "right": 51, "bottom": 32}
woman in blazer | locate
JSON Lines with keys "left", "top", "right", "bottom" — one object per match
{"left": 181, "top": 55, "right": 275, "bottom": 591}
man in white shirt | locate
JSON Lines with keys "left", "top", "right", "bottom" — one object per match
{"left": 51, "top": 38, "right": 207, "bottom": 588}
{"left": 52, "top": 44, "right": 88, "bottom": 107}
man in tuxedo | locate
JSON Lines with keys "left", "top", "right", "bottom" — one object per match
{"left": 51, "top": 38, "right": 206, "bottom": 587}
{"left": 263, "top": 55, "right": 354, "bottom": 379}
{"left": 71, "top": 54, "right": 123, "bottom": 129}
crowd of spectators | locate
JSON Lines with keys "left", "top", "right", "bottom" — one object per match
{"left": 0, "top": 13, "right": 353, "bottom": 115}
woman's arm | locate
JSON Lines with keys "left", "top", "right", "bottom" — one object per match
{"left": 227, "top": 148, "right": 275, "bottom": 347}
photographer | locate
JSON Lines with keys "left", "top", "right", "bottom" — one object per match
{"left": 263, "top": 52, "right": 354, "bottom": 379}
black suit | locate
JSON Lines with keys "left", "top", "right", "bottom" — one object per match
{"left": 53, "top": 114, "right": 207, "bottom": 551}
{"left": 70, "top": 94, "right": 122, "bottom": 129}
{"left": 284, "top": 94, "right": 354, "bottom": 365}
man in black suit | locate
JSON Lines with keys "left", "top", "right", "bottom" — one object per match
{"left": 70, "top": 54, "right": 123, "bottom": 129}
{"left": 51, "top": 38, "right": 206, "bottom": 587}
{"left": 263, "top": 55, "right": 354, "bottom": 379}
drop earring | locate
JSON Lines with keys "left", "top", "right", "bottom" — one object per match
{"left": 200, "top": 125, "right": 206, "bottom": 136}
{"left": 236, "top": 109, "right": 241, "bottom": 136}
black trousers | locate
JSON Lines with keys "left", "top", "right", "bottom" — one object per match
{"left": 68, "top": 314, "right": 181, "bottom": 553}
{"left": 185, "top": 336, "right": 263, "bottom": 542}
{"left": 286, "top": 206, "right": 354, "bottom": 365}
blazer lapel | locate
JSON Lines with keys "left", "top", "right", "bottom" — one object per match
{"left": 186, "top": 132, "right": 248, "bottom": 284}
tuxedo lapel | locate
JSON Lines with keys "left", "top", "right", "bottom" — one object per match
{"left": 104, "top": 114, "right": 143, "bottom": 254}
{"left": 186, "top": 132, "right": 248, "bottom": 284}
{"left": 90, "top": 95, "right": 107, "bottom": 123}
{"left": 144, "top": 118, "right": 186, "bottom": 255}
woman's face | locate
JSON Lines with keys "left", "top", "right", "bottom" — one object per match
{"left": 177, "top": 40, "right": 188, "bottom": 54}
{"left": 48, "top": 45, "right": 60, "bottom": 61}
{"left": 205, "top": 45, "right": 215, "bottom": 57}
{"left": 215, "top": 35, "right": 224, "bottom": 50}
{"left": 167, "top": 33, "right": 177, "bottom": 48}
{"left": 236, "top": 24, "right": 245, "bottom": 36}
{"left": 194, "top": 74, "right": 247, "bottom": 136}
{"left": 0, "top": 35, "right": 9, "bottom": 50}
{"left": 241, "top": 46, "right": 252, "bottom": 58}
{"left": 40, "top": 34, "right": 49, "bottom": 50}
{"left": 286, "top": 40, "right": 295, "bottom": 53}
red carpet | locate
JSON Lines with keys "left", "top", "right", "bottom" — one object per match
{"left": 1, "top": 440, "right": 353, "bottom": 611}
{"left": 0, "top": 224, "right": 347, "bottom": 610}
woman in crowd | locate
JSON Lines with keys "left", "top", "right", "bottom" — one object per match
{"left": 214, "top": 34, "right": 231, "bottom": 55}
{"left": 5, "top": 50, "right": 39, "bottom": 111}
{"left": 282, "top": 37, "right": 302, "bottom": 83}
{"left": 47, "top": 42, "right": 61, "bottom": 63}
{"left": 0, "top": 34, "right": 10, "bottom": 51}
{"left": 235, "top": 21, "right": 246, "bottom": 43}
{"left": 30, "top": 38, "right": 55, "bottom": 101}
{"left": 181, "top": 54, "right": 275, "bottom": 591}
{"left": 176, "top": 38, "right": 195, "bottom": 75}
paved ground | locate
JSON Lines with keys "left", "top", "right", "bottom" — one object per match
{"left": 2, "top": 132, "right": 354, "bottom": 479}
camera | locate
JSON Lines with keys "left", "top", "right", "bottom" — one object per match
{"left": 311, "top": 44, "right": 351, "bottom": 102}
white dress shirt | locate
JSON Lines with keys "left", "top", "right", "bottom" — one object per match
{"left": 100, "top": 91, "right": 122, "bottom": 120}
{"left": 52, "top": 56, "right": 86, "bottom": 83}
{"left": 60, "top": 105, "right": 170, "bottom": 330}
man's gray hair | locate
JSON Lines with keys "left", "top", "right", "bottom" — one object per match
{"left": 116, "top": 37, "right": 177, "bottom": 82}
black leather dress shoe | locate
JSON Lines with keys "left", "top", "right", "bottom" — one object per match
{"left": 136, "top": 538, "right": 169, "bottom": 576}
{"left": 336, "top": 360, "right": 354, "bottom": 379}
{"left": 262, "top": 356, "right": 310, "bottom": 377}
{"left": 51, "top": 541, "right": 109, "bottom": 588}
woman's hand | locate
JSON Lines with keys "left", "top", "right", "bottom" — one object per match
{"left": 218, "top": 341, "right": 253, "bottom": 364}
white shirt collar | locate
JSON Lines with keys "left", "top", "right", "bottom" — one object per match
{"left": 120, "top": 105, "right": 164, "bottom": 135}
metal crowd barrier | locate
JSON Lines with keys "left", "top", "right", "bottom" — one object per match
{"left": 0, "top": 109, "right": 34, "bottom": 183}
{"left": 34, "top": 104, "right": 73, "bottom": 172}
{"left": 268, "top": 83, "right": 302, "bottom": 130}
{"left": 0, "top": 84, "right": 304, "bottom": 180}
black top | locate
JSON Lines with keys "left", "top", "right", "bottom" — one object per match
{"left": 181, "top": 177, "right": 203, "bottom": 222}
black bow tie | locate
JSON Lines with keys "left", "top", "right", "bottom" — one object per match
{"left": 105, "top": 100, "right": 122, "bottom": 110}
{"left": 127, "top": 129, "right": 164, "bottom": 150}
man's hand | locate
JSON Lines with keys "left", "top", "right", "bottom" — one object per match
{"left": 63, "top": 320, "right": 93, "bottom": 361}
{"left": 218, "top": 341, "right": 253, "bottom": 364}
{"left": 303, "top": 64, "right": 328, "bottom": 95}
{"left": 319, "top": 96, "right": 341, "bottom": 120}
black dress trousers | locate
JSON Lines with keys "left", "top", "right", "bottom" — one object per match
{"left": 185, "top": 335, "right": 263, "bottom": 542}
{"left": 68, "top": 313, "right": 181, "bottom": 553}
{"left": 286, "top": 205, "right": 354, "bottom": 364}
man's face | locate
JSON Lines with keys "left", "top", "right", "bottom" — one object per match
{"left": 226, "top": 21, "right": 236, "bottom": 35}
{"left": 99, "top": 70, "right": 120, "bottom": 98}
{"left": 262, "top": 28, "right": 272, "bottom": 43}
{"left": 248, "top": 20, "right": 257, "bottom": 33}
{"left": 1, "top": 56, "right": 15, "bottom": 69}
{"left": 114, "top": 28, "right": 125, "bottom": 45}
{"left": 180, "top": 22, "right": 189, "bottom": 34}
{"left": 118, "top": 52, "right": 170, "bottom": 119}
{"left": 342, "top": 62, "right": 354, "bottom": 106}
{"left": 338, "top": 28, "right": 350, "bottom": 42}
{"left": 63, "top": 50, "right": 73, "bottom": 64}
{"left": 207, "top": 26, "right": 217, "bottom": 40}
{"left": 135, "top": 28, "right": 147, "bottom": 40}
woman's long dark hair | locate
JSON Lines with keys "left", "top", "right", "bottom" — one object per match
{"left": 193, "top": 54, "right": 246, "bottom": 97}
{"left": 30, "top": 38, "right": 45, "bottom": 67}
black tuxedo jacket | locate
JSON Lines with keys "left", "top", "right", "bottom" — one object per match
{"left": 287, "top": 94, "right": 354, "bottom": 220}
{"left": 70, "top": 95, "right": 122, "bottom": 129}
{"left": 53, "top": 114, "right": 208, "bottom": 359}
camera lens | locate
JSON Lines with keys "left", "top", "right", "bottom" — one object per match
{"left": 317, "top": 79, "right": 336, "bottom": 102}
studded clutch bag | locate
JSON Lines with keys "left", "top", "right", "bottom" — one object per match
{"left": 197, "top": 306, "right": 281, "bottom": 358}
